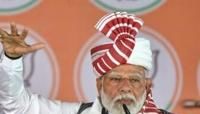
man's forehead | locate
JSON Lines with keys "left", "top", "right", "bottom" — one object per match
{"left": 113, "top": 64, "right": 145, "bottom": 71}
{"left": 106, "top": 64, "right": 146, "bottom": 76}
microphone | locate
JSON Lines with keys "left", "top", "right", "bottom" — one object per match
{"left": 123, "top": 104, "right": 130, "bottom": 114}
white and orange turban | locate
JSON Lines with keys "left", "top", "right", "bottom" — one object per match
{"left": 91, "top": 12, "right": 152, "bottom": 77}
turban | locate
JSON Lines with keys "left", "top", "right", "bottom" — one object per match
{"left": 91, "top": 12, "right": 152, "bottom": 77}
{"left": 91, "top": 13, "right": 160, "bottom": 114}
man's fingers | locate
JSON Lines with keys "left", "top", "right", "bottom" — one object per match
{"left": 0, "top": 35, "right": 2, "bottom": 41}
{"left": 0, "top": 35, "right": 5, "bottom": 42}
{"left": 26, "top": 43, "right": 45, "bottom": 53}
{"left": 10, "top": 23, "right": 18, "bottom": 36}
{"left": 8, "top": 43, "right": 45, "bottom": 55}
{"left": 0, "top": 28, "right": 9, "bottom": 37}
{"left": 4, "top": 42, "right": 45, "bottom": 56}
{"left": 21, "top": 29, "right": 28, "bottom": 39}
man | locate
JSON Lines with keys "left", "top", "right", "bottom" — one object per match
{"left": 0, "top": 12, "right": 171, "bottom": 114}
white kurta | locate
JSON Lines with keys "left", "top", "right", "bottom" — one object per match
{"left": 0, "top": 54, "right": 103, "bottom": 114}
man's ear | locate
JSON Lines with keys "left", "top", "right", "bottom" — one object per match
{"left": 96, "top": 77, "right": 103, "bottom": 94}
{"left": 145, "top": 78, "right": 153, "bottom": 93}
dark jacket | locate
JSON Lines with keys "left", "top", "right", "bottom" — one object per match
{"left": 77, "top": 102, "right": 173, "bottom": 114}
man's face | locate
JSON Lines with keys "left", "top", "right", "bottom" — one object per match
{"left": 97, "top": 64, "right": 147, "bottom": 114}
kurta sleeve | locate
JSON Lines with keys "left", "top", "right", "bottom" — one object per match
{"left": 0, "top": 53, "right": 81, "bottom": 114}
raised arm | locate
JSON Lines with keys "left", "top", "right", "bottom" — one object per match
{"left": 0, "top": 24, "right": 80, "bottom": 114}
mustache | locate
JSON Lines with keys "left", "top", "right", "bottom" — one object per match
{"left": 113, "top": 94, "right": 137, "bottom": 103}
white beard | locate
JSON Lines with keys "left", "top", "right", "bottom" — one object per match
{"left": 100, "top": 89, "right": 146, "bottom": 114}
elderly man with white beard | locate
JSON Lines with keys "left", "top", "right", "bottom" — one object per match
{"left": 0, "top": 12, "right": 172, "bottom": 114}
{"left": 97, "top": 64, "right": 148, "bottom": 114}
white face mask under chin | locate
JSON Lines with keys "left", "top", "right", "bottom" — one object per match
{"left": 100, "top": 89, "right": 146, "bottom": 114}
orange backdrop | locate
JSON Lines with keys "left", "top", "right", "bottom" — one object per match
{"left": 0, "top": 0, "right": 199, "bottom": 113}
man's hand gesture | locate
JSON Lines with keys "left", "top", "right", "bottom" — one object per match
{"left": 0, "top": 23, "right": 44, "bottom": 58}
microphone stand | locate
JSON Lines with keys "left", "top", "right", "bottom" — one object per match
{"left": 123, "top": 104, "right": 131, "bottom": 114}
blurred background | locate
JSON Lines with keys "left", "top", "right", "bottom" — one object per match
{"left": 0, "top": 0, "right": 199, "bottom": 113}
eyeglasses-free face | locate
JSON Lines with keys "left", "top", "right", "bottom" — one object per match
{"left": 97, "top": 64, "right": 147, "bottom": 103}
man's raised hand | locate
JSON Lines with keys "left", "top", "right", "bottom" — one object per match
{"left": 0, "top": 23, "right": 44, "bottom": 58}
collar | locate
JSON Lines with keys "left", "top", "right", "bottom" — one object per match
{"left": 88, "top": 98, "right": 103, "bottom": 114}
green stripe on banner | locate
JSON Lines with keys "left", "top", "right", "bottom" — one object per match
{"left": 94, "top": 0, "right": 162, "bottom": 13}
{"left": 0, "top": 0, "right": 37, "bottom": 12}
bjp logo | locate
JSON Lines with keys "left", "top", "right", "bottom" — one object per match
{"left": 74, "top": 26, "right": 183, "bottom": 111}
{"left": 0, "top": 23, "right": 60, "bottom": 98}
{"left": 0, "top": 0, "right": 41, "bottom": 15}
{"left": 90, "top": 0, "right": 166, "bottom": 15}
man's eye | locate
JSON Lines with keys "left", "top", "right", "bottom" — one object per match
{"left": 110, "top": 77, "right": 121, "bottom": 81}
{"left": 130, "top": 79, "right": 140, "bottom": 82}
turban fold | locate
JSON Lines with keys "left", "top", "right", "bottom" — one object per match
{"left": 91, "top": 12, "right": 152, "bottom": 77}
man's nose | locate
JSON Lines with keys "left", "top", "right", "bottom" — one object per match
{"left": 119, "top": 79, "right": 132, "bottom": 93}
